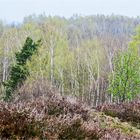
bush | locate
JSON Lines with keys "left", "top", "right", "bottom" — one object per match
{"left": 0, "top": 102, "right": 44, "bottom": 139}
{"left": 0, "top": 94, "right": 140, "bottom": 139}
{"left": 97, "top": 101, "right": 140, "bottom": 127}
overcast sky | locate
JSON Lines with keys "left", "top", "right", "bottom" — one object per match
{"left": 0, "top": 0, "right": 140, "bottom": 23}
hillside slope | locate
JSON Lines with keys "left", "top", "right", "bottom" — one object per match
{"left": 0, "top": 93, "right": 140, "bottom": 139}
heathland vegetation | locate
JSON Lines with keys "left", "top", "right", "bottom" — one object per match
{"left": 0, "top": 15, "right": 140, "bottom": 139}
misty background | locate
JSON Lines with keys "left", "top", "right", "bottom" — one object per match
{"left": 0, "top": 0, "right": 140, "bottom": 23}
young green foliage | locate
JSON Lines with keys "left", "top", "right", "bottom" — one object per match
{"left": 3, "top": 37, "right": 41, "bottom": 101}
{"left": 108, "top": 44, "right": 140, "bottom": 102}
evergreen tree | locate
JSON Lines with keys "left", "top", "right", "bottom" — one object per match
{"left": 3, "top": 37, "right": 41, "bottom": 101}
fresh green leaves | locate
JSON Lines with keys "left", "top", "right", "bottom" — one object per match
{"left": 108, "top": 42, "right": 140, "bottom": 102}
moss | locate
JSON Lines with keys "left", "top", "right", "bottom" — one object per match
{"left": 104, "top": 110, "right": 117, "bottom": 117}
{"left": 90, "top": 110, "right": 140, "bottom": 137}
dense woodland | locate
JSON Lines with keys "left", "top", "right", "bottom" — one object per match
{"left": 1, "top": 15, "right": 140, "bottom": 139}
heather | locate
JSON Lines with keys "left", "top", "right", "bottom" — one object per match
{"left": 97, "top": 101, "right": 140, "bottom": 128}
{"left": 0, "top": 15, "right": 140, "bottom": 139}
{"left": 0, "top": 91, "right": 140, "bottom": 139}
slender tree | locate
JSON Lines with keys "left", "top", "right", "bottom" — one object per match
{"left": 108, "top": 44, "right": 140, "bottom": 102}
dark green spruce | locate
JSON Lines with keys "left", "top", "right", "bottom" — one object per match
{"left": 3, "top": 37, "right": 42, "bottom": 101}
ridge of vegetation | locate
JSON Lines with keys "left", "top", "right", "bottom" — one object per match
{"left": 0, "top": 92, "right": 140, "bottom": 139}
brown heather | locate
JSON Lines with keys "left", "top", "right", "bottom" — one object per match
{"left": 0, "top": 96, "right": 140, "bottom": 139}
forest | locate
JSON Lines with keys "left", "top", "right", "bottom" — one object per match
{"left": 0, "top": 15, "right": 140, "bottom": 139}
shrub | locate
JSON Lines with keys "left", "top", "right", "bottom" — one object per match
{"left": 97, "top": 101, "right": 140, "bottom": 127}
{"left": 0, "top": 95, "right": 140, "bottom": 139}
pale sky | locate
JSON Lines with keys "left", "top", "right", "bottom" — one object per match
{"left": 0, "top": 0, "right": 140, "bottom": 23}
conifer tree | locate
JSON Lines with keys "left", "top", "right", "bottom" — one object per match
{"left": 3, "top": 37, "right": 41, "bottom": 101}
